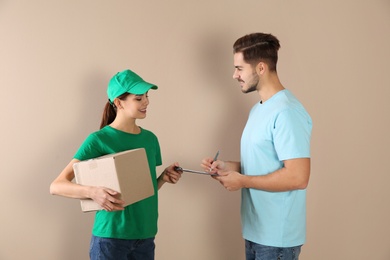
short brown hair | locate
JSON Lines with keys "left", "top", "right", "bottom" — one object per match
{"left": 233, "top": 33, "right": 280, "bottom": 71}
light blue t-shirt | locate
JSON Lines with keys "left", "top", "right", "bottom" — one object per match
{"left": 240, "top": 89, "right": 312, "bottom": 247}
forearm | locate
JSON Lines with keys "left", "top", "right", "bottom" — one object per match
{"left": 50, "top": 159, "right": 95, "bottom": 199}
{"left": 50, "top": 180, "right": 94, "bottom": 199}
{"left": 241, "top": 158, "right": 310, "bottom": 192}
{"left": 157, "top": 173, "right": 166, "bottom": 190}
{"left": 241, "top": 169, "right": 305, "bottom": 192}
{"left": 223, "top": 161, "right": 241, "bottom": 172}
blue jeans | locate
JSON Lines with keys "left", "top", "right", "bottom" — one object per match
{"left": 245, "top": 240, "right": 302, "bottom": 260}
{"left": 90, "top": 235, "right": 155, "bottom": 260}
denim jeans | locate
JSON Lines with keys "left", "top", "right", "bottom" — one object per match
{"left": 245, "top": 240, "right": 302, "bottom": 260}
{"left": 90, "top": 235, "right": 155, "bottom": 260}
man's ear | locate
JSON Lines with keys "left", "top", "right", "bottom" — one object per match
{"left": 255, "top": 62, "right": 267, "bottom": 75}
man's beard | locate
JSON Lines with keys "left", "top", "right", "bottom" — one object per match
{"left": 241, "top": 74, "right": 259, "bottom": 93}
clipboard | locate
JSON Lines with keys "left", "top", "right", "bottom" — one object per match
{"left": 174, "top": 166, "right": 218, "bottom": 176}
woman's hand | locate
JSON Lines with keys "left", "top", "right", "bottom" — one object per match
{"left": 161, "top": 163, "right": 183, "bottom": 184}
{"left": 89, "top": 186, "right": 125, "bottom": 212}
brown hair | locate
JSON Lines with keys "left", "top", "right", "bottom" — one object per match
{"left": 99, "top": 92, "right": 130, "bottom": 129}
{"left": 233, "top": 33, "right": 281, "bottom": 71}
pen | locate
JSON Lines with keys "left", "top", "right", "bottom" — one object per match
{"left": 210, "top": 150, "right": 220, "bottom": 171}
{"left": 212, "top": 150, "right": 220, "bottom": 162}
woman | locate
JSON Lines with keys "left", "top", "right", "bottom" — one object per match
{"left": 50, "top": 69, "right": 182, "bottom": 260}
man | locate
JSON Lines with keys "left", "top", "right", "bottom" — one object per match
{"left": 202, "top": 33, "right": 312, "bottom": 260}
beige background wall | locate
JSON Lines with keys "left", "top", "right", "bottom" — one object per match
{"left": 1, "top": 1, "right": 389, "bottom": 259}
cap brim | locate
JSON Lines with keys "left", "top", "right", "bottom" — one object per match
{"left": 127, "top": 81, "right": 158, "bottom": 95}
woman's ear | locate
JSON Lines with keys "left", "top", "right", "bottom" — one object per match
{"left": 113, "top": 98, "right": 122, "bottom": 109}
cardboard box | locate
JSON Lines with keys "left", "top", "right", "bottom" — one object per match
{"left": 73, "top": 148, "right": 154, "bottom": 212}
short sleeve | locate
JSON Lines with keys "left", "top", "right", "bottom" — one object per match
{"left": 273, "top": 108, "right": 312, "bottom": 161}
{"left": 154, "top": 135, "right": 162, "bottom": 166}
{"left": 74, "top": 133, "right": 104, "bottom": 161}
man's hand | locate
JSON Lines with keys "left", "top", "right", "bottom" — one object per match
{"left": 214, "top": 170, "right": 243, "bottom": 191}
{"left": 201, "top": 158, "right": 226, "bottom": 175}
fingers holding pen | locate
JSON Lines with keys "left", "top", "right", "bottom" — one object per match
{"left": 208, "top": 160, "right": 226, "bottom": 173}
{"left": 201, "top": 158, "right": 214, "bottom": 171}
{"left": 201, "top": 150, "right": 222, "bottom": 170}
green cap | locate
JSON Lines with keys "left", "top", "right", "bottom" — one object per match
{"left": 107, "top": 69, "right": 158, "bottom": 102}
